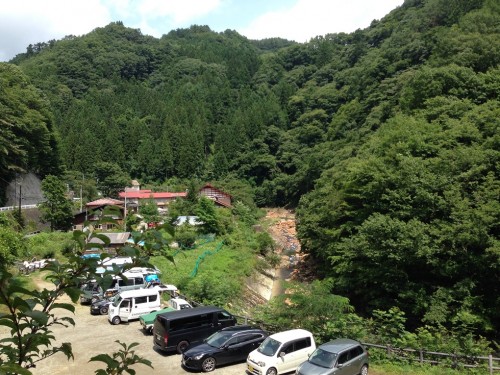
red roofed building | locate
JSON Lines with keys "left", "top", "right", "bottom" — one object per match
{"left": 117, "top": 182, "right": 232, "bottom": 216}
{"left": 119, "top": 190, "right": 187, "bottom": 213}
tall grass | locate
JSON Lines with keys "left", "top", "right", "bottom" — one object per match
{"left": 24, "top": 231, "right": 73, "bottom": 261}
{"left": 372, "top": 362, "right": 489, "bottom": 375}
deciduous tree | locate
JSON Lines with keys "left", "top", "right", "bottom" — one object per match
{"left": 39, "top": 175, "right": 73, "bottom": 231}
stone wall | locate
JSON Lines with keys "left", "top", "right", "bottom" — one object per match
{"left": 5, "top": 172, "right": 44, "bottom": 206}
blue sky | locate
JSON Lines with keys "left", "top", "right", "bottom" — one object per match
{"left": 0, "top": 0, "right": 404, "bottom": 62}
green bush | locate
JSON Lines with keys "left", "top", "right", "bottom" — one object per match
{"left": 0, "top": 226, "right": 26, "bottom": 265}
{"left": 183, "top": 273, "right": 240, "bottom": 306}
{"left": 24, "top": 231, "right": 73, "bottom": 261}
{"left": 266, "top": 252, "right": 282, "bottom": 268}
{"left": 256, "top": 232, "right": 275, "bottom": 256}
{"left": 175, "top": 225, "right": 197, "bottom": 248}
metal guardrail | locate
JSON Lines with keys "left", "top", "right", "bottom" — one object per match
{"left": 0, "top": 204, "right": 38, "bottom": 211}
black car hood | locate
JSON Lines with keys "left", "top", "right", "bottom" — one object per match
{"left": 92, "top": 300, "right": 111, "bottom": 308}
{"left": 184, "top": 343, "right": 219, "bottom": 357}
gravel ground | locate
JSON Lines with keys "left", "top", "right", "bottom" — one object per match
{"left": 28, "top": 300, "right": 248, "bottom": 375}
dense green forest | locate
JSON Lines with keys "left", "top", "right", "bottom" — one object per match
{"left": 0, "top": 0, "right": 499, "bottom": 345}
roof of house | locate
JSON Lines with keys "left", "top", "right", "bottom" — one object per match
{"left": 119, "top": 191, "right": 187, "bottom": 199}
{"left": 88, "top": 232, "right": 131, "bottom": 245}
{"left": 86, "top": 198, "right": 124, "bottom": 207}
{"left": 199, "top": 183, "right": 233, "bottom": 198}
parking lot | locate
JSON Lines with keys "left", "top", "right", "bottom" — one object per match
{"left": 25, "top": 294, "right": 248, "bottom": 375}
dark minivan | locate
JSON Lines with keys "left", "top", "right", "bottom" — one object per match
{"left": 153, "top": 305, "right": 237, "bottom": 353}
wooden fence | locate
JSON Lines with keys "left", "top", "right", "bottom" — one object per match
{"left": 363, "top": 343, "right": 500, "bottom": 374}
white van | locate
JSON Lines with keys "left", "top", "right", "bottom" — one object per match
{"left": 247, "top": 329, "right": 316, "bottom": 375}
{"left": 167, "top": 297, "right": 192, "bottom": 310}
{"left": 103, "top": 271, "right": 147, "bottom": 297}
{"left": 108, "top": 289, "right": 161, "bottom": 325}
{"left": 96, "top": 256, "right": 133, "bottom": 274}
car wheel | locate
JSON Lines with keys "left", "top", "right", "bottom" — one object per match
{"left": 201, "top": 357, "right": 216, "bottom": 372}
{"left": 100, "top": 306, "right": 108, "bottom": 315}
{"left": 111, "top": 316, "right": 121, "bottom": 325}
{"left": 176, "top": 340, "right": 189, "bottom": 354}
{"left": 266, "top": 367, "right": 277, "bottom": 375}
{"left": 360, "top": 365, "right": 368, "bottom": 375}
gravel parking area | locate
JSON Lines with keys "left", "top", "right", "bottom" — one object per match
{"left": 29, "top": 300, "right": 248, "bottom": 375}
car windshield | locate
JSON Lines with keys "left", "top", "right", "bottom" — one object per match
{"left": 81, "top": 281, "right": 98, "bottom": 291}
{"left": 206, "top": 331, "right": 234, "bottom": 348}
{"left": 308, "top": 348, "right": 338, "bottom": 368}
{"left": 112, "top": 295, "right": 122, "bottom": 307}
{"left": 257, "top": 337, "right": 281, "bottom": 356}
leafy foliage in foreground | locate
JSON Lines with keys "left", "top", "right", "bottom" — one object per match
{"left": 0, "top": 220, "right": 174, "bottom": 373}
{"left": 90, "top": 341, "right": 153, "bottom": 375}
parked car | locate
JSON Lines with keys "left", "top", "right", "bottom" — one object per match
{"left": 153, "top": 306, "right": 237, "bottom": 353}
{"left": 168, "top": 297, "right": 193, "bottom": 310}
{"left": 247, "top": 329, "right": 316, "bottom": 375}
{"left": 90, "top": 295, "right": 113, "bottom": 315}
{"left": 139, "top": 307, "right": 175, "bottom": 334}
{"left": 295, "top": 338, "right": 369, "bottom": 375}
{"left": 147, "top": 282, "right": 179, "bottom": 296}
{"left": 182, "top": 326, "right": 268, "bottom": 372}
{"left": 80, "top": 279, "right": 103, "bottom": 304}
{"left": 108, "top": 289, "right": 161, "bottom": 325}
{"left": 103, "top": 271, "right": 148, "bottom": 297}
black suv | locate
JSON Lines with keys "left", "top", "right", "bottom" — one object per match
{"left": 182, "top": 326, "right": 268, "bottom": 372}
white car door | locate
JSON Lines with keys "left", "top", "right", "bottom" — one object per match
{"left": 119, "top": 298, "right": 132, "bottom": 321}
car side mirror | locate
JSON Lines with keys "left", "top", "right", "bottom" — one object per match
{"left": 336, "top": 363, "right": 343, "bottom": 369}
{"left": 279, "top": 352, "right": 286, "bottom": 359}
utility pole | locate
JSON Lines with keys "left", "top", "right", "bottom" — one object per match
{"left": 124, "top": 192, "right": 127, "bottom": 231}
{"left": 18, "top": 183, "right": 22, "bottom": 217}
{"left": 80, "top": 174, "right": 84, "bottom": 212}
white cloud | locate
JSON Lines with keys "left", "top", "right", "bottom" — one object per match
{"left": 241, "top": 0, "right": 404, "bottom": 42}
{"left": 0, "top": 0, "right": 110, "bottom": 61}
{"left": 0, "top": 0, "right": 404, "bottom": 62}
{"left": 102, "top": 0, "right": 223, "bottom": 38}
{"left": 137, "top": 0, "right": 221, "bottom": 37}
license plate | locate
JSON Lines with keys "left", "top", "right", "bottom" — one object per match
{"left": 248, "top": 365, "right": 254, "bottom": 373}
{"left": 156, "top": 334, "right": 161, "bottom": 341}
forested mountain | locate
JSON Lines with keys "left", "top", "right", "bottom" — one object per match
{"left": 1, "top": 0, "right": 499, "bottom": 341}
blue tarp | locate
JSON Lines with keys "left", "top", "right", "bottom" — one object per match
{"left": 145, "top": 274, "right": 159, "bottom": 282}
{"left": 82, "top": 253, "right": 100, "bottom": 259}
